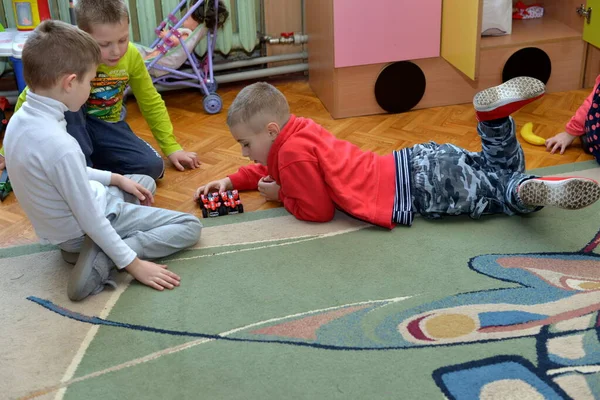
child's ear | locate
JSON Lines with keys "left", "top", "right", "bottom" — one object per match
{"left": 266, "top": 122, "right": 280, "bottom": 139}
{"left": 61, "top": 74, "right": 78, "bottom": 93}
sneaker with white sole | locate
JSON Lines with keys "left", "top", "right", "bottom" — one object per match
{"left": 473, "top": 77, "right": 545, "bottom": 121}
{"left": 518, "top": 177, "right": 600, "bottom": 210}
{"left": 67, "top": 236, "right": 116, "bottom": 301}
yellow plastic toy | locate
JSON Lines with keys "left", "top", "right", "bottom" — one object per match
{"left": 12, "top": 0, "right": 51, "bottom": 31}
{"left": 520, "top": 122, "right": 546, "bottom": 146}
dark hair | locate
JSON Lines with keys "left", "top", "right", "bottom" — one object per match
{"left": 190, "top": 0, "right": 229, "bottom": 30}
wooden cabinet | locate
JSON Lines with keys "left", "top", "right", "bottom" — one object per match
{"left": 583, "top": 0, "right": 600, "bottom": 48}
{"left": 307, "top": 0, "right": 592, "bottom": 119}
{"left": 443, "top": 0, "right": 584, "bottom": 81}
{"left": 440, "top": 0, "right": 482, "bottom": 80}
{"left": 332, "top": 0, "right": 441, "bottom": 68}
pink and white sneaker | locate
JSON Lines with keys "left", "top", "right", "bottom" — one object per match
{"left": 518, "top": 176, "right": 600, "bottom": 210}
{"left": 473, "top": 77, "right": 545, "bottom": 121}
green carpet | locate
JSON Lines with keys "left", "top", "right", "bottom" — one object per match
{"left": 4, "top": 161, "right": 600, "bottom": 400}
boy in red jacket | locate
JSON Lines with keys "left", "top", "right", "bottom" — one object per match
{"left": 195, "top": 78, "right": 600, "bottom": 228}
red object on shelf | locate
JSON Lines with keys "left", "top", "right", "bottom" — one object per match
{"left": 512, "top": 1, "right": 544, "bottom": 20}
{"left": 281, "top": 32, "right": 294, "bottom": 38}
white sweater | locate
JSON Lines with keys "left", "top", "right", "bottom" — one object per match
{"left": 4, "top": 92, "right": 136, "bottom": 268}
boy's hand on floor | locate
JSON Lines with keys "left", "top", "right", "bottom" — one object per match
{"left": 116, "top": 175, "right": 154, "bottom": 206}
{"left": 545, "top": 131, "right": 576, "bottom": 155}
{"left": 194, "top": 177, "right": 233, "bottom": 199}
{"left": 168, "top": 150, "right": 201, "bottom": 171}
{"left": 0, "top": 154, "right": 4, "bottom": 170}
{"left": 258, "top": 176, "right": 280, "bottom": 201}
{"left": 125, "top": 258, "right": 181, "bottom": 291}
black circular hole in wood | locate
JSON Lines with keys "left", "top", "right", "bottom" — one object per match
{"left": 502, "top": 47, "right": 551, "bottom": 84}
{"left": 374, "top": 61, "right": 426, "bottom": 113}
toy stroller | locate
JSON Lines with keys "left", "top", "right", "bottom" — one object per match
{"left": 135, "top": 0, "right": 228, "bottom": 114}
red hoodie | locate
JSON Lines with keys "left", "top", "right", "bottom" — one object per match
{"left": 228, "top": 115, "right": 398, "bottom": 229}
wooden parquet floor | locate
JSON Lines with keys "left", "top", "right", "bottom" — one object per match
{"left": 0, "top": 76, "right": 595, "bottom": 247}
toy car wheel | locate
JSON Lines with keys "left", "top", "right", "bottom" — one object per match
{"left": 237, "top": 204, "right": 244, "bottom": 214}
{"left": 218, "top": 204, "right": 228, "bottom": 216}
{"left": 201, "top": 208, "right": 208, "bottom": 218}
{"left": 203, "top": 93, "right": 222, "bottom": 114}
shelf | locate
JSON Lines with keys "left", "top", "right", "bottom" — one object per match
{"left": 480, "top": 18, "right": 581, "bottom": 50}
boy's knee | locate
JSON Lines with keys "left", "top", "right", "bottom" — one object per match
{"left": 187, "top": 215, "right": 203, "bottom": 243}
{"left": 123, "top": 174, "right": 156, "bottom": 195}
{"left": 137, "top": 174, "right": 157, "bottom": 194}
{"left": 145, "top": 157, "right": 165, "bottom": 180}
{"left": 144, "top": 175, "right": 157, "bottom": 194}
{"left": 191, "top": 215, "right": 202, "bottom": 234}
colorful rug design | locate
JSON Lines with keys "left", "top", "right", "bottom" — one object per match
{"left": 3, "top": 161, "right": 600, "bottom": 400}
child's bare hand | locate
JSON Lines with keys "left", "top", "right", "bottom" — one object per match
{"left": 0, "top": 154, "right": 4, "bottom": 170}
{"left": 545, "top": 131, "right": 576, "bottom": 155}
{"left": 125, "top": 258, "right": 181, "bottom": 291}
{"left": 168, "top": 150, "right": 201, "bottom": 171}
{"left": 258, "top": 176, "right": 280, "bottom": 201}
{"left": 116, "top": 175, "right": 154, "bottom": 206}
{"left": 194, "top": 177, "right": 233, "bottom": 199}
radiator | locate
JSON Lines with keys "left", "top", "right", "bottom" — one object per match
{"left": 0, "top": 0, "right": 261, "bottom": 54}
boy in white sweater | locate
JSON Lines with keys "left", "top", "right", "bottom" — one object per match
{"left": 4, "top": 20, "right": 202, "bottom": 301}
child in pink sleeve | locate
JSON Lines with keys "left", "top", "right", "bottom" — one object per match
{"left": 546, "top": 75, "right": 600, "bottom": 160}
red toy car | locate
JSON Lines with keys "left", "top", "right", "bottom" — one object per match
{"left": 220, "top": 190, "right": 244, "bottom": 215}
{"left": 198, "top": 192, "right": 226, "bottom": 218}
{"left": 197, "top": 190, "right": 243, "bottom": 218}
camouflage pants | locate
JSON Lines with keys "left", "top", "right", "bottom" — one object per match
{"left": 410, "top": 117, "right": 538, "bottom": 219}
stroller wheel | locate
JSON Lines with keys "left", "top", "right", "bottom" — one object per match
{"left": 205, "top": 79, "right": 218, "bottom": 94}
{"left": 203, "top": 94, "right": 222, "bottom": 114}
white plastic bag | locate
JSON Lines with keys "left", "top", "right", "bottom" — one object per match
{"left": 481, "top": 0, "right": 512, "bottom": 36}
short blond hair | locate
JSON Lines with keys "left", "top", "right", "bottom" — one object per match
{"left": 22, "top": 20, "right": 101, "bottom": 91}
{"left": 75, "top": 0, "right": 130, "bottom": 33}
{"left": 227, "top": 82, "right": 290, "bottom": 132}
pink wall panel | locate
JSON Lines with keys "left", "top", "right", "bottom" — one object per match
{"left": 333, "top": 0, "right": 442, "bottom": 68}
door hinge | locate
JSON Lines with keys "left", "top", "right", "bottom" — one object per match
{"left": 577, "top": 3, "right": 592, "bottom": 24}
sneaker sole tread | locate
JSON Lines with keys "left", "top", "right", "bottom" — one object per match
{"left": 474, "top": 77, "right": 545, "bottom": 112}
{"left": 520, "top": 179, "right": 600, "bottom": 210}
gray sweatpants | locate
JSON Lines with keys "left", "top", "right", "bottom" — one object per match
{"left": 59, "top": 174, "right": 202, "bottom": 266}
{"left": 410, "top": 117, "right": 538, "bottom": 219}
